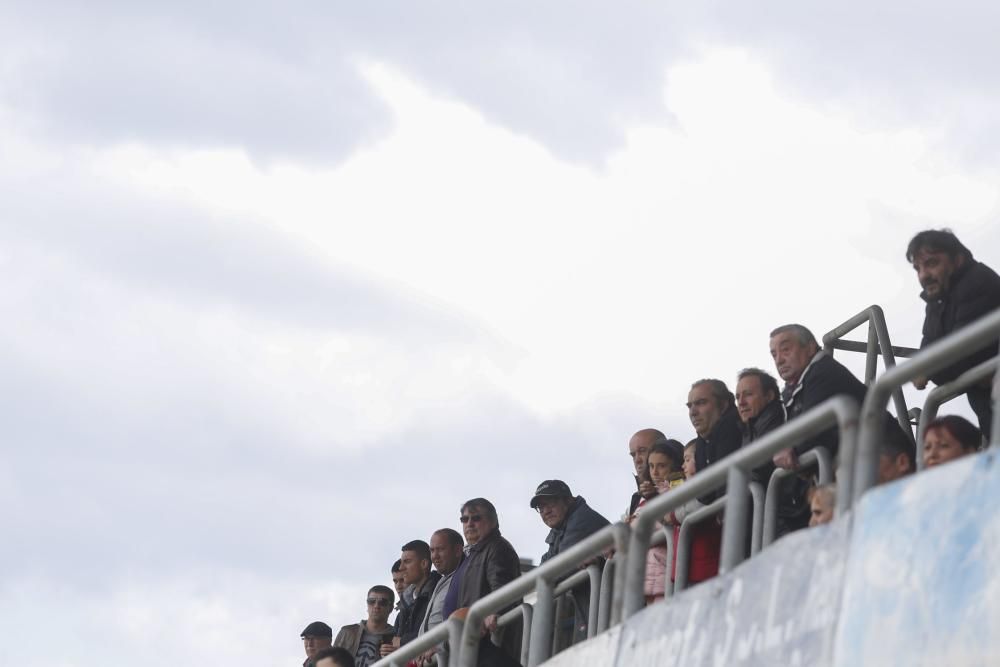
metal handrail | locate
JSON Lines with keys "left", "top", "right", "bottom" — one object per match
{"left": 854, "top": 308, "right": 1000, "bottom": 503}
{"left": 761, "top": 446, "right": 833, "bottom": 547}
{"left": 595, "top": 557, "right": 615, "bottom": 633}
{"left": 455, "top": 522, "right": 630, "bottom": 667}
{"left": 915, "top": 357, "right": 997, "bottom": 469}
{"left": 749, "top": 481, "right": 765, "bottom": 556}
{"left": 372, "top": 616, "right": 464, "bottom": 667}
{"left": 621, "top": 395, "right": 859, "bottom": 620}
{"left": 673, "top": 496, "right": 726, "bottom": 592}
{"left": 822, "top": 304, "right": 914, "bottom": 437}
{"left": 496, "top": 603, "right": 532, "bottom": 667}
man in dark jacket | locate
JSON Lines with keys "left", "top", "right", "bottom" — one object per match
{"left": 769, "top": 324, "right": 868, "bottom": 469}
{"left": 394, "top": 539, "right": 442, "bottom": 647}
{"left": 627, "top": 428, "right": 666, "bottom": 516}
{"left": 532, "top": 480, "right": 611, "bottom": 639}
{"left": 907, "top": 229, "right": 1000, "bottom": 439}
{"left": 444, "top": 497, "right": 522, "bottom": 666}
{"left": 688, "top": 379, "right": 743, "bottom": 502}
{"left": 736, "top": 367, "right": 809, "bottom": 536}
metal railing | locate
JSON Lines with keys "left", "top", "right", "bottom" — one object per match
{"left": 853, "top": 308, "right": 1000, "bottom": 503}
{"left": 497, "top": 603, "right": 532, "bottom": 666}
{"left": 915, "top": 357, "right": 997, "bottom": 469}
{"left": 761, "top": 446, "right": 832, "bottom": 547}
{"left": 621, "top": 396, "right": 859, "bottom": 620}
{"left": 374, "top": 308, "right": 997, "bottom": 667}
{"left": 372, "top": 616, "right": 464, "bottom": 667}
{"left": 455, "top": 522, "right": 630, "bottom": 667}
{"left": 822, "top": 304, "right": 916, "bottom": 438}
{"left": 673, "top": 496, "right": 725, "bottom": 592}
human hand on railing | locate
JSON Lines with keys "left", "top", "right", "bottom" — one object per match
{"left": 416, "top": 648, "right": 438, "bottom": 666}
{"left": 773, "top": 447, "right": 798, "bottom": 470}
{"left": 913, "top": 375, "right": 928, "bottom": 390}
{"left": 484, "top": 613, "right": 499, "bottom": 633}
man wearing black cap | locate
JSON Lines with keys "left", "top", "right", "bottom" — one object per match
{"left": 300, "top": 621, "right": 333, "bottom": 667}
{"left": 532, "top": 480, "right": 610, "bottom": 640}
{"left": 532, "top": 480, "right": 610, "bottom": 564}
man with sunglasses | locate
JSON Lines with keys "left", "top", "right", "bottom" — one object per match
{"left": 443, "top": 498, "right": 523, "bottom": 665}
{"left": 333, "top": 585, "right": 396, "bottom": 666}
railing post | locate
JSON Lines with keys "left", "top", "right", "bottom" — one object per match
{"left": 869, "top": 305, "right": 914, "bottom": 440}
{"left": 662, "top": 525, "right": 675, "bottom": 598}
{"left": 622, "top": 517, "right": 652, "bottom": 620}
{"left": 674, "top": 519, "right": 693, "bottom": 593}
{"left": 609, "top": 523, "right": 630, "bottom": 626}
{"left": 749, "top": 481, "right": 764, "bottom": 556}
{"left": 527, "top": 578, "right": 554, "bottom": 667}
{"left": 519, "top": 603, "right": 533, "bottom": 667}
{"left": 586, "top": 564, "right": 601, "bottom": 639}
{"left": 720, "top": 467, "right": 749, "bottom": 574}
{"left": 550, "top": 593, "right": 567, "bottom": 656}
{"left": 865, "top": 321, "right": 878, "bottom": 385}
{"left": 596, "top": 557, "right": 614, "bottom": 632}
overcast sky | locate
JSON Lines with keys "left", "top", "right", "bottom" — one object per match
{"left": 2, "top": 3, "right": 999, "bottom": 665}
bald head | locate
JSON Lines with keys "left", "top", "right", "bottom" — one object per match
{"left": 628, "top": 428, "right": 665, "bottom": 477}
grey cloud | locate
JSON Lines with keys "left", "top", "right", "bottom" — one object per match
{"left": 6, "top": 2, "right": 999, "bottom": 166}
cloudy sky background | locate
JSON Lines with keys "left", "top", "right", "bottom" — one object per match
{"left": 2, "top": 2, "right": 999, "bottom": 665}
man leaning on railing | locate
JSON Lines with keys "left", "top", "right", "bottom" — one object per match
{"left": 906, "top": 228, "right": 1000, "bottom": 440}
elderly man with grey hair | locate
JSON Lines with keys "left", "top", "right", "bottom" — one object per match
{"left": 768, "top": 323, "right": 868, "bottom": 470}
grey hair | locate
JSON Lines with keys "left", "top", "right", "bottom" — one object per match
{"left": 769, "top": 324, "right": 818, "bottom": 348}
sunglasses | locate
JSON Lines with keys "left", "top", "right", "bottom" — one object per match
{"left": 367, "top": 598, "right": 392, "bottom": 607}
{"left": 459, "top": 514, "right": 484, "bottom": 524}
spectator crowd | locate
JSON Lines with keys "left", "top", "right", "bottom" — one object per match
{"left": 298, "top": 229, "right": 1000, "bottom": 667}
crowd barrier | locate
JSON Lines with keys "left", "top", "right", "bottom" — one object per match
{"left": 372, "top": 306, "right": 999, "bottom": 667}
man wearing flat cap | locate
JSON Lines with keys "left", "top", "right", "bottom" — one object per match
{"left": 532, "top": 480, "right": 610, "bottom": 639}
{"left": 300, "top": 621, "right": 333, "bottom": 667}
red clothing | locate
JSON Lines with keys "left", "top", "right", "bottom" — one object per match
{"left": 670, "top": 518, "right": 721, "bottom": 584}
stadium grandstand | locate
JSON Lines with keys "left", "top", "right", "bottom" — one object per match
{"left": 302, "top": 230, "right": 1000, "bottom": 667}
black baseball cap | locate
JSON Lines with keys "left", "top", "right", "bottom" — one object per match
{"left": 301, "top": 621, "right": 333, "bottom": 638}
{"left": 530, "top": 480, "right": 573, "bottom": 508}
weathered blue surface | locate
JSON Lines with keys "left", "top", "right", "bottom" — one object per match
{"left": 544, "top": 517, "right": 850, "bottom": 666}
{"left": 835, "top": 451, "right": 1000, "bottom": 667}
{"left": 542, "top": 450, "right": 1000, "bottom": 666}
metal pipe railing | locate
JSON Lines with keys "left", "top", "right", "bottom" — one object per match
{"left": 915, "top": 357, "right": 997, "bottom": 469}
{"left": 673, "top": 496, "right": 726, "bottom": 592}
{"left": 372, "top": 616, "right": 464, "bottom": 667}
{"left": 455, "top": 522, "right": 630, "bottom": 667}
{"left": 761, "top": 447, "right": 832, "bottom": 547}
{"left": 621, "top": 396, "right": 859, "bottom": 620}
{"left": 854, "top": 308, "right": 1000, "bottom": 503}
{"left": 496, "top": 602, "right": 532, "bottom": 667}
{"left": 596, "top": 557, "right": 615, "bottom": 633}
{"left": 822, "top": 304, "right": 913, "bottom": 437}
{"left": 749, "top": 481, "right": 764, "bottom": 556}
{"left": 660, "top": 525, "right": 675, "bottom": 599}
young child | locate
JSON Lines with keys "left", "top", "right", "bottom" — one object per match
{"left": 807, "top": 484, "right": 836, "bottom": 527}
{"left": 665, "top": 440, "right": 722, "bottom": 587}
{"left": 631, "top": 439, "right": 684, "bottom": 604}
